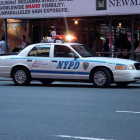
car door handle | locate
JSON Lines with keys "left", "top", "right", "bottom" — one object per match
{"left": 27, "top": 60, "right": 32, "bottom": 62}
{"left": 52, "top": 60, "right": 58, "bottom": 62}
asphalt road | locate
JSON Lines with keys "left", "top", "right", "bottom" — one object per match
{"left": 0, "top": 81, "right": 140, "bottom": 140}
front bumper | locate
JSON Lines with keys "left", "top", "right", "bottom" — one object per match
{"left": 113, "top": 70, "right": 140, "bottom": 82}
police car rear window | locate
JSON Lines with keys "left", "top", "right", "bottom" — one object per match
{"left": 28, "top": 45, "right": 50, "bottom": 57}
{"left": 71, "top": 45, "right": 99, "bottom": 57}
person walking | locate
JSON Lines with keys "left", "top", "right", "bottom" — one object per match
{"left": 134, "top": 41, "right": 140, "bottom": 61}
{"left": 103, "top": 39, "right": 109, "bottom": 57}
{"left": 92, "top": 33, "right": 103, "bottom": 55}
{"left": 0, "top": 35, "right": 9, "bottom": 55}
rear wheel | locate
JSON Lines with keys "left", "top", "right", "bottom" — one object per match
{"left": 92, "top": 68, "right": 111, "bottom": 88}
{"left": 115, "top": 82, "right": 130, "bottom": 87}
{"left": 12, "top": 67, "right": 31, "bottom": 86}
{"left": 40, "top": 79, "right": 54, "bottom": 85}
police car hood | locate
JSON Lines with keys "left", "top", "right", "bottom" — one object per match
{"left": 84, "top": 57, "right": 137, "bottom": 65}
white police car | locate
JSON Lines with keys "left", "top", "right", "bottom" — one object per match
{"left": 0, "top": 42, "right": 140, "bottom": 88}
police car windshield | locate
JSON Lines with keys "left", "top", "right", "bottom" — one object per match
{"left": 71, "top": 45, "right": 99, "bottom": 57}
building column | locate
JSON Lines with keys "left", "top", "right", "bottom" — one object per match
{"left": 4, "top": 19, "right": 8, "bottom": 53}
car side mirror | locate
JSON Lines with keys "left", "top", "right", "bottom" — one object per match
{"left": 68, "top": 53, "right": 79, "bottom": 58}
{"left": 74, "top": 53, "right": 79, "bottom": 58}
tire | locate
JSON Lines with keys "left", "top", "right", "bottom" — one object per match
{"left": 12, "top": 67, "right": 31, "bottom": 86}
{"left": 40, "top": 79, "right": 54, "bottom": 85}
{"left": 92, "top": 68, "right": 111, "bottom": 88}
{"left": 115, "top": 82, "right": 130, "bottom": 87}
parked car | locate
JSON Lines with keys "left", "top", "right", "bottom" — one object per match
{"left": 0, "top": 42, "right": 140, "bottom": 88}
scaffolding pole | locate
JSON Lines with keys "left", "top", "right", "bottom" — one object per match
{"left": 131, "top": 15, "right": 134, "bottom": 60}
{"left": 109, "top": 16, "right": 112, "bottom": 57}
{"left": 41, "top": 21, "right": 43, "bottom": 37}
{"left": 87, "top": 21, "right": 89, "bottom": 47}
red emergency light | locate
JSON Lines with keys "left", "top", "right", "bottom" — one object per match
{"left": 55, "top": 35, "right": 66, "bottom": 40}
{"left": 55, "top": 35, "right": 77, "bottom": 42}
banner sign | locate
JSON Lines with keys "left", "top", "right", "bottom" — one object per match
{"left": 0, "top": 0, "right": 140, "bottom": 19}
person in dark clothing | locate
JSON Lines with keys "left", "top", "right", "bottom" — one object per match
{"left": 103, "top": 39, "right": 109, "bottom": 57}
{"left": 92, "top": 32, "right": 103, "bottom": 56}
{"left": 134, "top": 33, "right": 139, "bottom": 50}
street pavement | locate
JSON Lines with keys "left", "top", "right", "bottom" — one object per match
{"left": 0, "top": 80, "right": 140, "bottom": 140}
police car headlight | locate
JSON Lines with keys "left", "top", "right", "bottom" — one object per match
{"left": 115, "top": 65, "right": 134, "bottom": 70}
{"left": 126, "top": 65, "right": 134, "bottom": 70}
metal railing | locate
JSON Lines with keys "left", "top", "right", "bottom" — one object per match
{"left": 96, "top": 51, "right": 139, "bottom": 60}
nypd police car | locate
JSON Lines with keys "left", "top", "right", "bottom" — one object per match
{"left": 0, "top": 42, "right": 140, "bottom": 88}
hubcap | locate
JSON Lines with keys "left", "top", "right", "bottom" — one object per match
{"left": 94, "top": 71, "right": 106, "bottom": 86}
{"left": 15, "top": 70, "right": 26, "bottom": 84}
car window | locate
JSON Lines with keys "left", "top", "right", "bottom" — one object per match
{"left": 28, "top": 45, "right": 50, "bottom": 57}
{"left": 71, "top": 45, "right": 99, "bottom": 57}
{"left": 54, "top": 45, "right": 74, "bottom": 58}
{"left": 37, "top": 45, "right": 50, "bottom": 57}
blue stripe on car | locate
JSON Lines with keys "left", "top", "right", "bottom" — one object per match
{"left": 30, "top": 70, "right": 89, "bottom": 75}
{"left": 10, "top": 57, "right": 125, "bottom": 65}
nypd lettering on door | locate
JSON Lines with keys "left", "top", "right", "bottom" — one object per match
{"left": 57, "top": 61, "right": 80, "bottom": 69}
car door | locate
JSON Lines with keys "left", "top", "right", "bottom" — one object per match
{"left": 50, "top": 44, "right": 83, "bottom": 79}
{"left": 27, "top": 44, "right": 51, "bottom": 79}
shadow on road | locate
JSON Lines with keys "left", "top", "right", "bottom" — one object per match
{"left": 0, "top": 81, "right": 140, "bottom": 89}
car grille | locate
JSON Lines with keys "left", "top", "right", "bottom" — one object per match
{"left": 134, "top": 63, "right": 140, "bottom": 70}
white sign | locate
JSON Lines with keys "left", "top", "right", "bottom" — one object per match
{"left": 0, "top": 0, "right": 140, "bottom": 19}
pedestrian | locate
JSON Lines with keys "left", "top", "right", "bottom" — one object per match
{"left": 92, "top": 32, "right": 103, "bottom": 56}
{"left": 0, "top": 35, "right": 10, "bottom": 55}
{"left": 134, "top": 41, "right": 140, "bottom": 61}
{"left": 21, "top": 35, "right": 29, "bottom": 50}
{"left": 103, "top": 38, "right": 109, "bottom": 57}
{"left": 134, "top": 33, "right": 139, "bottom": 50}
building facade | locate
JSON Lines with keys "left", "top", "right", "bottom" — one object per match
{"left": 0, "top": 0, "right": 140, "bottom": 59}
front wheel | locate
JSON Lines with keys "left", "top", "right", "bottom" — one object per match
{"left": 92, "top": 68, "right": 111, "bottom": 88}
{"left": 12, "top": 67, "right": 31, "bottom": 86}
{"left": 115, "top": 82, "right": 130, "bottom": 87}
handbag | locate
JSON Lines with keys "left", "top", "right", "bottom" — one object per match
{"left": 134, "top": 46, "right": 140, "bottom": 56}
